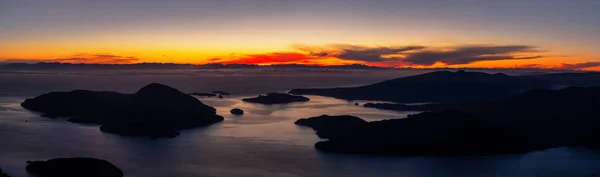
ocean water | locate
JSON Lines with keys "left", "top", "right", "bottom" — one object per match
{"left": 0, "top": 70, "right": 599, "bottom": 177}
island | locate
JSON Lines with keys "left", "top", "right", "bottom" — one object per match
{"left": 21, "top": 83, "right": 224, "bottom": 138}
{"left": 297, "top": 111, "right": 531, "bottom": 156}
{"left": 230, "top": 108, "right": 244, "bottom": 115}
{"left": 290, "top": 70, "right": 548, "bottom": 104}
{"left": 189, "top": 92, "right": 218, "bottom": 97}
{"left": 363, "top": 103, "right": 445, "bottom": 112}
{"left": 295, "top": 115, "right": 367, "bottom": 139}
{"left": 242, "top": 93, "right": 310, "bottom": 104}
{"left": 211, "top": 91, "right": 231, "bottom": 95}
{"left": 26, "top": 157, "right": 123, "bottom": 177}
{"left": 298, "top": 86, "right": 600, "bottom": 155}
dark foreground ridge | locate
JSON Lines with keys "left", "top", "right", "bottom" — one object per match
{"left": 21, "top": 83, "right": 224, "bottom": 138}
{"left": 0, "top": 167, "right": 10, "bottom": 177}
{"left": 463, "top": 86, "right": 600, "bottom": 149}
{"left": 242, "top": 93, "right": 310, "bottom": 104}
{"left": 297, "top": 111, "right": 530, "bottom": 156}
{"left": 26, "top": 157, "right": 123, "bottom": 177}
{"left": 298, "top": 86, "right": 600, "bottom": 156}
{"left": 290, "top": 70, "right": 548, "bottom": 103}
{"left": 363, "top": 103, "right": 445, "bottom": 112}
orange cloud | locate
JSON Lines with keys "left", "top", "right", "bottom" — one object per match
{"left": 0, "top": 53, "right": 140, "bottom": 64}
{"left": 52, "top": 53, "right": 140, "bottom": 64}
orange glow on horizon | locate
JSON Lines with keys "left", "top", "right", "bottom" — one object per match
{"left": 2, "top": 44, "right": 599, "bottom": 71}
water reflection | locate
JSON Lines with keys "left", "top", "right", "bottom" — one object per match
{"left": 0, "top": 96, "right": 599, "bottom": 177}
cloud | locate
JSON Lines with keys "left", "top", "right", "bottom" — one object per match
{"left": 296, "top": 44, "right": 426, "bottom": 62}
{"left": 293, "top": 44, "right": 544, "bottom": 67}
{"left": 336, "top": 45, "right": 425, "bottom": 62}
{"left": 0, "top": 59, "right": 43, "bottom": 63}
{"left": 55, "top": 53, "right": 139, "bottom": 64}
{"left": 403, "top": 45, "right": 542, "bottom": 65}
{"left": 557, "top": 62, "right": 600, "bottom": 70}
{"left": 0, "top": 53, "right": 140, "bottom": 64}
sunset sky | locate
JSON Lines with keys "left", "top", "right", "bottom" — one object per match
{"left": 1, "top": 0, "right": 599, "bottom": 70}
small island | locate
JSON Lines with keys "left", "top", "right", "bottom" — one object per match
{"left": 26, "top": 157, "right": 123, "bottom": 177}
{"left": 295, "top": 115, "right": 367, "bottom": 139}
{"left": 242, "top": 93, "right": 310, "bottom": 104}
{"left": 21, "top": 83, "right": 224, "bottom": 138}
{"left": 212, "top": 91, "right": 231, "bottom": 95}
{"left": 363, "top": 103, "right": 445, "bottom": 112}
{"left": 189, "top": 92, "right": 218, "bottom": 97}
{"left": 230, "top": 108, "right": 244, "bottom": 115}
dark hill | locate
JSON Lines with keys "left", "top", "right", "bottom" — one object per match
{"left": 21, "top": 83, "right": 223, "bottom": 138}
{"left": 298, "top": 111, "right": 530, "bottom": 156}
{"left": 463, "top": 86, "right": 600, "bottom": 149}
{"left": 290, "top": 71, "right": 547, "bottom": 103}
{"left": 299, "top": 86, "right": 600, "bottom": 155}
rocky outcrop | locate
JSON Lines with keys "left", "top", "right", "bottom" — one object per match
{"left": 242, "top": 93, "right": 309, "bottom": 104}
{"left": 230, "top": 108, "right": 244, "bottom": 115}
{"left": 21, "top": 83, "right": 224, "bottom": 138}
{"left": 363, "top": 103, "right": 445, "bottom": 112}
{"left": 26, "top": 158, "right": 123, "bottom": 177}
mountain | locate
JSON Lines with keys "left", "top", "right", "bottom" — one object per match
{"left": 290, "top": 70, "right": 548, "bottom": 103}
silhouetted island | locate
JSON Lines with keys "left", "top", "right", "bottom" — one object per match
{"left": 300, "top": 86, "right": 600, "bottom": 155}
{"left": 21, "top": 83, "right": 224, "bottom": 138}
{"left": 212, "top": 91, "right": 231, "bottom": 95}
{"left": 295, "top": 115, "right": 367, "bottom": 139}
{"left": 461, "top": 86, "right": 600, "bottom": 149}
{"left": 189, "top": 92, "right": 218, "bottom": 97}
{"left": 298, "top": 111, "right": 530, "bottom": 156}
{"left": 26, "top": 157, "right": 123, "bottom": 177}
{"left": 242, "top": 93, "right": 310, "bottom": 104}
{"left": 230, "top": 108, "right": 244, "bottom": 115}
{"left": 290, "top": 70, "right": 548, "bottom": 103}
{"left": 363, "top": 103, "right": 445, "bottom": 112}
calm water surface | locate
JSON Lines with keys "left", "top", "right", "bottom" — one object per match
{"left": 0, "top": 70, "right": 599, "bottom": 177}
{"left": 1, "top": 95, "right": 599, "bottom": 177}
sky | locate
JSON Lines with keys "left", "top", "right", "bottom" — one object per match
{"left": 1, "top": 0, "right": 599, "bottom": 70}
